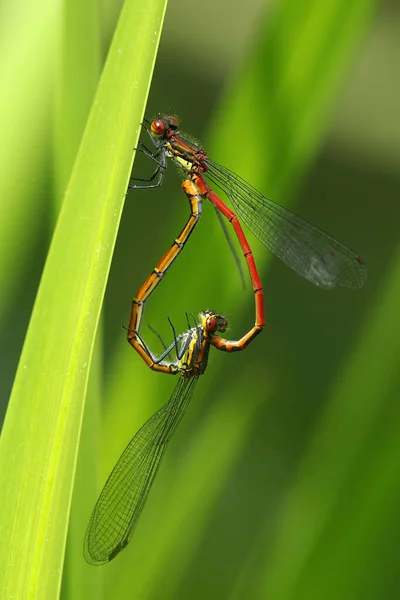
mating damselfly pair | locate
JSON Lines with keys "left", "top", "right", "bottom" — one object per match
{"left": 84, "top": 114, "right": 366, "bottom": 565}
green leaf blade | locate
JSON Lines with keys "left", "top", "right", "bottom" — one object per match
{"left": 0, "top": 0, "right": 167, "bottom": 597}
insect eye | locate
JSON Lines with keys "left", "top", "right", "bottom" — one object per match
{"left": 206, "top": 316, "right": 217, "bottom": 332}
{"left": 150, "top": 119, "right": 166, "bottom": 136}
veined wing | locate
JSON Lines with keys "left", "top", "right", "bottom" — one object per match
{"left": 205, "top": 160, "right": 366, "bottom": 289}
{"left": 84, "top": 376, "right": 198, "bottom": 565}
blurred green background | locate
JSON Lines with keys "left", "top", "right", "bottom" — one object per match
{"left": 1, "top": 0, "right": 400, "bottom": 598}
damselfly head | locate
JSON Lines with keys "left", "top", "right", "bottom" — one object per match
{"left": 150, "top": 115, "right": 180, "bottom": 138}
{"left": 200, "top": 310, "right": 228, "bottom": 334}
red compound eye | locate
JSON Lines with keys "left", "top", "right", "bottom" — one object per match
{"left": 150, "top": 119, "right": 166, "bottom": 136}
{"left": 206, "top": 316, "right": 218, "bottom": 332}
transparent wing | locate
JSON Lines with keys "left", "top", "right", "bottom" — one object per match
{"left": 206, "top": 160, "right": 367, "bottom": 289}
{"left": 84, "top": 376, "right": 198, "bottom": 565}
{"left": 213, "top": 205, "right": 246, "bottom": 289}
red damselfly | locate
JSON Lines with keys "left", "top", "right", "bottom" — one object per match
{"left": 132, "top": 115, "right": 366, "bottom": 290}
